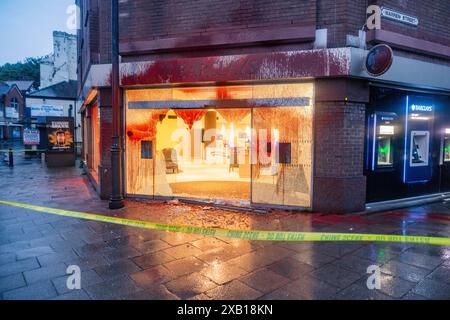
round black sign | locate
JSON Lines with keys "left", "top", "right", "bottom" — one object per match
{"left": 365, "top": 44, "right": 394, "bottom": 76}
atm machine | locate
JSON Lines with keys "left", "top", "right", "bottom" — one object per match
{"left": 366, "top": 112, "right": 398, "bottom": 172}
{"left": 439, "top": 126, "right": 450, "bottom": 191}
{"left": 402, "top": 97, "right": 434, "bottom": 184}
{"left": 443, "top": 128, "right": 450, "bottom": 164}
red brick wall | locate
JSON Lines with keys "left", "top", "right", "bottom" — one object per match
{"left": 4, "top": 87, "right": 25, "bottom": 121}
{"left": 78, "top": 0, "right": 450, "bottom": 84}
{"left": 119, "top": 0, "right": 316, "bottom": 42}
{"left": 373, "top": 0, "right": 450, "bottom": 46}
{"left": 313, "top": 101, "right": 367, "bottom": 213}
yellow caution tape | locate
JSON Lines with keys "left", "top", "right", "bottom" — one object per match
{"left": 1, "top": 200, "right": 450, "bottom": 246}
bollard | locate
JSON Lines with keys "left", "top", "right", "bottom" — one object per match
{"left": 8, "top": 148, "right": 13, "bottom": 167}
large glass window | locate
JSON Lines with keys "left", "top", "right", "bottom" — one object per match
{"left": 86, "top": 104, "right": 100, "bottom": 182}
{"left": 125, "top": 83, "right": 313, "bottom": 208}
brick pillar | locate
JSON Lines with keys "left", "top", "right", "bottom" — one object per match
{"left": 97, "top": 88, "right": 116, "bottom": 199}
{"left": 312, "top": 79, "right": 369, "bottom": 213}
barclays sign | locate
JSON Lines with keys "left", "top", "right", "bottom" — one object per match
{"left": 411, "top": 104, "right": 433, "bottom": 112}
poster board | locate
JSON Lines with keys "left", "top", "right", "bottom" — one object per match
{"left": 46, "top": 117, "right": 74, "bottom": 153}
{"left": 23, "top": 128, "right": 40, "bottom": 146}
{"left": 45, "top": 117, "right": 76, "bottom": 167}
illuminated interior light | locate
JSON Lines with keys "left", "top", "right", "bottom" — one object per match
{"left": 245, "top": 126, "right": 250, "bottom": 138}
{"left": 372, "top": 114, "right": 377, "bottom": 171}
{"left": 229, "top": 123, "right": 235, "bottom": 148}
{"left": 379, "top": 125, "right": 394, "bottom": 135}
{"left": 445, "top": 128, "right": 450, "bottom": 134}
{"left": 403, "top": 96, "right": 409, "bottom": 183}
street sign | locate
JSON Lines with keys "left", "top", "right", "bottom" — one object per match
{"left": 381, "top": 7, "right": 419, "bottom": 27}
{"left": 23, "top": 128, "right": 40, "bottom": 146}
{"left": 30, "top": 105, "right": 64, "bottom": 117}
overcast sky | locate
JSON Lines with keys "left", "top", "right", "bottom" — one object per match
{"left": 0, "top": 0, "right": 76, "bottom": 65}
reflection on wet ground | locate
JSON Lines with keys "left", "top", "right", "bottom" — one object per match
{"left": 0, "top": 155, "right": 449, "bottom": 300}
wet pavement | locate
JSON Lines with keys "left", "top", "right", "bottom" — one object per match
{"left": 1, "top": 152, "right": 450, "bottom": 300}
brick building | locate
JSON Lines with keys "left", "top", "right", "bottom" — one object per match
{"left": 0, "top": 82, "right": 27, "bottom": 141}
{"left": 77, "top": 0, "right": 450, "bottom": 213}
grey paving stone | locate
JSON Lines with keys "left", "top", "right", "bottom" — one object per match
{"left": 94, "top": 259, "right": 141, "bottom": 280}
{"left": 226, "top": 251, "right": 276, "bottom": 272}
{"left": 37, "top": 250, "right": 79, "bottom": 266}
{"left": 2, "top": 280, "right": 58, "bottom": 300}
{"left": 381, "top": 260, "right": 431, "bottom": 283}
{"left": 310, "top": 263, "right": 364, "bottom": 289}
{"left": 85, "top": 275, "right": 143, "bottom": 300}
{"left": 0, "top": 241, "right": 30, "bottom": 254}
{"left": 132, "top": 251, "right": 175, "bottom": 269}
{"left": 200, "top": 262, "right": 247, "bottom": 285}
{"left": 401, "top": 292, "right": 428, "bottom": 300}
{"left": 120, "top": 285, "right": 179, "bottom": 300}
{"left": 63, "top": 255, "right": 110, "bottom": 271}
{"left": 51, "top": 289, "right": 91, "bottom": 300}
{"left": 164, "top": 243, "right": 203, "bottom": 259}
{"left": 73, "top": 242, "right": 115, "bottom": 258}
{"left": 332, "top": 283, "right": 393, "bottom": 300}
{"left": 315, "top": 242, "right": 364, "bottom": 258}
{"left": 52, "top": 269, "right": 103, "bottom": 295}
{"left": 0, "top": 258, "right": 40, "bottom": 278}
{"left": 0, "top": 273, "right": 26, "bottom": 293}
{"left": 16, "top": 246, "right": 55, "bottom": 260}
{"left": 133, "top": 239, "right": 171, "bottom": 254}
{"left": 426, "top": 264, "right": 450, "bottom": 284}
{"left": 0, "top": 253, "right": 16, "bottom": 266}
{"left": 396, "top": 251, "right": 444, "bottom": 270}
{"left": 206, "top": 280, "right": 263, "bottom": 300}
{"left": 130, "top": 265, "right": 175, "bottom": 288}
{"left": 165, "top": 273, "right": 217, "bottom": 299}
{"left": 23, "top": 262, "right": 68, "bottom": 284}
{"left": 412, "top": 279, "right": 450, "bottom": 300}
{"left": 406, "top": 244, "right": 450, "bottom": 257}
{"left": 163, "top": 256, "right": 208, "bottom": 278}
{"left": 194, "top": 246, "right": 242, "bottom": 265}
{"left": 240, "top": 268, "right": 290, "bottom": 293}
{"left": 355, "top": 273, "right": 416, "bottom": 299}
{"left": 352, "top": 244, "right": 399, "bottom": 263}
{"left": 331, "top": 254, "right": 378, "bottom": 274}
{"left": 103, "top": 246, "right": 142, "bottom": 263}
{"left": 275, "top": 274, "right": 341, "bottom": 300}
{"left": 292, "top": 250, "right": 336, "bottom": 268}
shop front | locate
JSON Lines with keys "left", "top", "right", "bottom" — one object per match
{"left": 124, "top": 82, "right": 314, "bottom": 209}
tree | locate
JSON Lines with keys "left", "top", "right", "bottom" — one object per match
{"left": 0, "top": 57, "right": 45, "bottom": 89}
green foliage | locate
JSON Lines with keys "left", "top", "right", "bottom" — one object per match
{"left": 0, "top": 57, "right": 45, "bottom": 89}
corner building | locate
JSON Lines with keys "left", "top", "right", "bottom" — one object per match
{"left": 77, "top": 0, "right": 450, "bottom": 213}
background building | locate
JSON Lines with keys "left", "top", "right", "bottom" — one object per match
{"left": 24, "top": 31, "right": 81, "bottom": 154}
{"left": 77, "top": 0, "right": 450, "bottom": 213}
{"left": 0, "top": 81, "right": 26, "bottom": 141}
{"left": 40, "top": 31, "right": 77, "bottom": 89}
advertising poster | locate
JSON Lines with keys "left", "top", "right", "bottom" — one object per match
{"left": 23, "top": 128, "right": 40, "bottom": 146}
{"left": 46, "top": 117, "right": 74, "bottom": 153}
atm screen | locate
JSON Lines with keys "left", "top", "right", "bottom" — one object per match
{"left": 410, "top": 131, "right": 430, "bottom": 167}
{"left": 377, "top": 124, "right": 394, "bottom": 167}
{"left": 377, "top": 136, "right": 393, "bottom": 166}
{"left": 444, "top": 137, "right": 450, "bottom": 162}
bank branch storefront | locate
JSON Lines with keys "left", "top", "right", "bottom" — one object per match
{"left": 124, "top": 83, "right": 314, "bottom": 209}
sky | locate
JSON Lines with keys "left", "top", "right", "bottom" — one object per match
{"left": 0, "top": 0, "right": 76, "bottom": 65}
